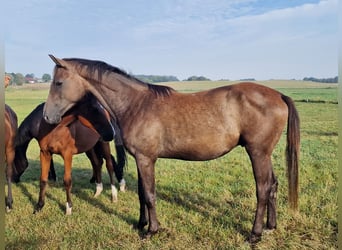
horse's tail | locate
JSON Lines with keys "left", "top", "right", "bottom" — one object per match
{"left": 282, "top": 95, "right": 300, "bottom": 211}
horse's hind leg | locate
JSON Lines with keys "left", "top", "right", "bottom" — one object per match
{"left": 267, "top": 171, "right": 278, "bottom": 230}
{"left": 246, "top": 149, "right": 274, "bottom": 243}
{"left": 135, "top": 155, "right": 159, "bottom": 237}
{"left": 86, "top": 149, "right": 103, "bottom": 197}
{"left": 106, "top": 158, "right": 118, "bottom": 202}
{"left": 100, "top": 143, "right": 118, "bottom": 202}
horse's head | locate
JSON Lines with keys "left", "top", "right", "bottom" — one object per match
{"left": 43, "top": 55, "right": 88, "bottom": 124}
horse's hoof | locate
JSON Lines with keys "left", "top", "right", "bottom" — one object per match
{"left": 33, "top": 203, "right": 44, "bottom": 214}
{"left": 119, "top": 179, "right": 126, "bottom": 192}
{"left": 6, "top": 206, "right": 12, "bottom": 213}
{"left": 94, "top": 183, "right": 103, "bottom": 197}
{"left": 111, "top": 185, "right": 118, "bottom": 202}
{"left": 65, "top": 202, "right": 72, "bottom": 215}
{"left": 141, "top": 229, "right": 159, "bottom": 240}
{"left": 248, "top": 233, "right": 261, "bottom": 244}
{"left": 264, "top": 228, "right": 275, "bottom": 235}
{"left": 33, "top": 208, "right": 41, "bottom": 214}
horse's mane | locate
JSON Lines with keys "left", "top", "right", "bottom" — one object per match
{"left": 63, "top": 58, "right": 174, "bottom": 97}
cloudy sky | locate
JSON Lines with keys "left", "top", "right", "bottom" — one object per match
{"left": 4, "top": 0, "right": 338, "bottom": 81}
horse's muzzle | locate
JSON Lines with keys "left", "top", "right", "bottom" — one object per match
{"left": 43, "top": 114, "right": 61, "bottom": 124}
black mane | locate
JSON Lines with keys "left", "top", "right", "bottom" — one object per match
{"left": 63, "top": 58, "right": 174, "bottom": 97}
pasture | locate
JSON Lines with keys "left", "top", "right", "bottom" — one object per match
{"left": 5, "top": 81, "right": 337, "bottom": 249}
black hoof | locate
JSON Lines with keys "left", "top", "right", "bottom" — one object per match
{"left": 140, "top": 230, "right": 158, "bottom": 240}
{"left": 248, "top": 233, "right": 261, "bottom": 244}
{"left": 33, "top": 204, "right": 44, "bottom": 214}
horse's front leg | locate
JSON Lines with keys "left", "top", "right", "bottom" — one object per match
{"left": 6, "top": 165, "right": 13, "bottom": 212}
{"left": 63, "top": 154, "right": 73, "bottom": 215}
{"left": 135, "top": 155, "right": 159, "bottom": 237}
{"left": 34, "top": 151, "right": 51, "bottom": 213}
{"left": 137, "top": 171, "right": 148, "bottom": 230}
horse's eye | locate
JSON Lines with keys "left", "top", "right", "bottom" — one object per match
{"left": 55, "top": 81, "right": 63, "bottom": 87}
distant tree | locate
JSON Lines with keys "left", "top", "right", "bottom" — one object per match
{"left": 25, "top": 73, "right": 35, "bottom": 78}
{"left": 12, "top": 73, "right": 25, "bottom": 85}
{"left": 186, "top": 76, "right": 211, "bottom": 81}
{"left": 42, "top": 73, "right": 51, "bottom": 82}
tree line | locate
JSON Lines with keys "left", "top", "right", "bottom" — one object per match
{"left": 303, "top": 76, "right": 338, "bottom": 83}
{"left": 5, "top": 72, "right": 52, "bottom": 85}
{"left": 6, "top": 71, "right": 338, "bottom": 85}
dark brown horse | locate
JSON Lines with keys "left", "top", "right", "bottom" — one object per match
{"left": 5, "top": 104, "right": 18, "bottom": 211}
{"left": 14, "top": 94, "right": 126, "bottom": 215}
{"left": 43, "top": 55, "right": 300, "bottom": 243}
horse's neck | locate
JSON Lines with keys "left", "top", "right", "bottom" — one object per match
{"left": 88, "top": 73, "right": 148, "bottom": 120}
{"left": 16, "top": 126, "right": 32, "bottom": 151}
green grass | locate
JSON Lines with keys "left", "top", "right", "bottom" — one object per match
{"left": 5, "top": 81, "right": 337, "bottom": 249}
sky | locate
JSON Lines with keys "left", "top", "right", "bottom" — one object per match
{"left": 4, "top": 0, "right": 338, "bottom": 81}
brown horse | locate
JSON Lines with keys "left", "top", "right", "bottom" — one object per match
{"left": 5, "top": 75, "right": 11, "bottom": 88}
{"left": 43, "top": 55, "right": 300, "bottom": 243}
{"left": 15, "top": 94, "right": 126, "bottom": 215}
{"left": 5, "top": 104, "right": 18, "bottom": 211}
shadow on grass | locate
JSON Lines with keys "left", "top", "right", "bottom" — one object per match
{"left": 6, "top": 238, "right": 43, "bottom": 250}
{"left": 15, "top": 157, "right": 253, "bottom": 240}
{"left": 156, "top": 182, "right": 252, "bottom": 239}
{"left": 14, "top": 158, "right": 140, "bottom": 229}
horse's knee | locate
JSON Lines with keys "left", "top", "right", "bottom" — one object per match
{"left": 64, "top": 178, "right": 72, "bottom": 189}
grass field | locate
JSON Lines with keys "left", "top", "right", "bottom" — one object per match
{"left": 5, "top": 81, "right": 337, "bottom": 249}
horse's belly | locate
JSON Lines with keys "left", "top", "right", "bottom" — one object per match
{"left": 160, "top": 134, "right": 239, "bottom": 161}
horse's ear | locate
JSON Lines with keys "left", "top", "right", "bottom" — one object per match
{"left": 49, "top": 54, "right": 67, "bottom": 68}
